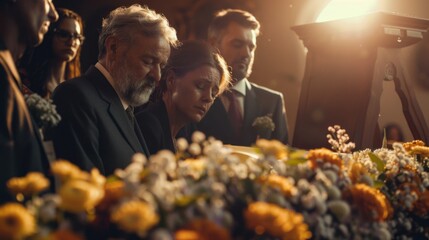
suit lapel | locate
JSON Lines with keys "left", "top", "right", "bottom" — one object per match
{"left": 87, "top": 67, "right": 143, "bottom": 153}
{"left": 243, "top": 86, "right": 258, "bottom": 129}
{"left": 134, "top": 122, "right": 150, "bottom": 156}
{"left": 242, "top": 86, "right": 259, "bottom": 145}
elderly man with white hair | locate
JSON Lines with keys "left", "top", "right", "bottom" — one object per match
{"left": 53, "top": 4, "right": 179, "bottom": 175}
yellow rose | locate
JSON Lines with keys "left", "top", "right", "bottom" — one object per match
{"left": 255, "top": 139, "right": 288, "bottom": 159}
{"left": 111, "top": 200, "right": 159, "bottom": 235}
{"left": 0, "top": 203, "right": 36, "bottom": 240}
{"left": 259, "top": 175, "right": 297, "bottom": 197}
{"left": 59, "top": 180, "right": 104, "bottom": 213}
{"left": 89, "top": 168, "right": 106, "bottom": 187}
{"left": 51, "top": 160, "right": 87, "bottom": 182}
{"left": 245, "top": 202, "right": 311, "bottom": 240}
{"left": 7, "top": 172, "right": 50, "bottom": 196}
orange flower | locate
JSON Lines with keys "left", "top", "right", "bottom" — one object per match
{"left": 0, "top": 203, "right": 36, "bottom": 240}
{"left": 255, "top": 139, "right": 288, "bottom": 159}
{"left": 343, "top": 184, "right": 391, "bottom": 221}
{"left": 348, "top": 162, "right": 368, "bottom": 183}
{"left": 59, "top": 180, "right": 104, "bottom": 213}
{"left": 307, "top": 148, "right": 342, "bottom": 170}
{"left": 244, "top": 202, "right": 311, "bottom": 240}
{"left": 97, "top": 181, "right": 125, "bottom": 212}
{"left": 408, "top": 145, "right": 429, "bottom": 157}
{"left": 403, "top": 140, "right": 425, "bottom": 152}
{"left": 51, "top": 160, "right": 86, "bottom": 182}
{"left": 259, "top": 175, "right": 297, "bottom": 197}
{"left": 175, "top": 219, "right": 231, "bottom": 240}
{"left": 7, "top": 172, "right": 50, "bottom": 196}
{"left": 175, "top": 230, "right": 200, "bottom": 240}
{"left": 104, "top": 181, "right": 125, "bottom": 203}
{"left": 111, "top": 200, "right": 159, "bottom": 235}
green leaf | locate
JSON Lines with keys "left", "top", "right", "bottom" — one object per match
{"left": 286, "top": 158, "right": 308, "bottom": 166}
{"left": 382, "top": 128, "right": 387, "bottom": 148}
{"left": 289, "top": 149, "right": 308, "bottom": 159}
{"left": 175, "top": 195, "right": 203, "bottom": 207}
{"left": 106, "top": 175, "right": 120, "bottom": 183}
{"left": 368, "top": 152, "right": 385, "bottom": 172}
{"left": 373, "top": 180, "right": 385, "bottom": 189}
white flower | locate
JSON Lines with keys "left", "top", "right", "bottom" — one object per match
{"left": 188, "top": 143, "right": 201, "bottom": 156}
{"left": 115, "top": 153, "right": 146, "bottom": 182}
{"left": 24, "top": 93, "right": 61, "bottom": 128}
{"left": 191, "top": 131, "right": 205, "bottom": 143}
{"left": 176, "top": 138, "right": 188, "bottom": 152}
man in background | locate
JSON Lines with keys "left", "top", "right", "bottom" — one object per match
{"left": 197, "top": 9, "right": 288, "bottom": 146}
{"left": 53, "top": 4, "right": 178, "bottom": 175}
{"left": 1, "top": 0, "right": 58, "bottom": 203}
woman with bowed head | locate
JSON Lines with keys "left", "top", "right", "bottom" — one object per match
{"left": 136, "top": 40, "right": 231, "bottom": 154}
{"left": 21, "top": 8, "right": 84, "bottom": 98}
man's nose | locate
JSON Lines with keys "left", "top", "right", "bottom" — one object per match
{"left": 149, "top": 64, "right": 161, "bottom": 82}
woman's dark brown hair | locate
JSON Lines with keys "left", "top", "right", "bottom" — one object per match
{"left": 153, "top": 40, "right": 230, "bottom": 101}
{"left": 20, "top": 8, "right": 84, "bottom": 97}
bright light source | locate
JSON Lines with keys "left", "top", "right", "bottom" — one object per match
{"left": 316, "top": 0, "right": 378, "bottom": 22}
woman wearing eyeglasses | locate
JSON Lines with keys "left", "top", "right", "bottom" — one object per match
{"left": 20, "top": 8, "right": 84, "bottom": 98}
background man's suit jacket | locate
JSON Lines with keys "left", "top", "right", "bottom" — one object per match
{"left": 0, "top": 45, "right": 49, "bottom": 203}
{"left": 53, "top": 66, "right": 150, "bottom": 176}
{"left": 197, "top": 82, "right": 288, "bottom": 146}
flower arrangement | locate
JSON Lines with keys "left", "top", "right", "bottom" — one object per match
{"left": 1, "top": 126, "right": 429, "bottom": 239}
{"left": 24, "top": 93, "right": 61, "bottom": 129}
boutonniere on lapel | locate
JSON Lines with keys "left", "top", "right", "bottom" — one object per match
{"left": 252, "top": 114, "right": 275, "bottom": 139}
{"left": 25, "top": 93, "right": 61, "bottom": 138}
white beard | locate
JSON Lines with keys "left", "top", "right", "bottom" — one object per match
{"left": 113, "top": 64, "right": 155, "bottom": 106}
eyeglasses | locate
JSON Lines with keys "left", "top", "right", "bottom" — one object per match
{"left": 53, "top": 28, "right": 85, "bottom": 44}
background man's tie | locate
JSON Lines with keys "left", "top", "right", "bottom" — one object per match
{"left": 225, "top": 90, "right": 243, "bottom": 140}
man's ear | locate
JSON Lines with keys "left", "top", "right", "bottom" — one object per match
{"left": 105, "top": 35, "right": 118, "bottom": 58}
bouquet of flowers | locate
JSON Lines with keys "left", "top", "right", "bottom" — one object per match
{"left": 1, "top": 126, "right": 429, "bottom": 240}
{"left": 24, "top": 93, "right": 61, "bottom": 129}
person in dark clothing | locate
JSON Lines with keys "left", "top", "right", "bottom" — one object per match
{"left": 0, "top": 0, "right": 58, "bottom": 203}
{"left": 136, "top": 40, "right": 230, "bottom": 154}
{"left": 52, "top": 5, "right": 178, "bottom": 175}
{"left": 197, "top": 9, "right": 289, "bottom": 146}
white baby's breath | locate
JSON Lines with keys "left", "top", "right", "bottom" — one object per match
{"left": 25, "top": 93, "right": 61, "bottom": 128}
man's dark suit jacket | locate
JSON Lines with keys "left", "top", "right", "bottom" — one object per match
{"left": 0, "top": 43, "right": 49, "bottom": 203}
{"left": 197, "top": 82, "right": 288, "bottom": 146}
{"left": 53, "top": 66, "right": 150, "bottom": 176}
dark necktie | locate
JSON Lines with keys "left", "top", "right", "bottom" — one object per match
{"left": 125, "top": 106, "right": 135, "bottom": 130}
{"left": 224, "top": 90, "right": 243, "bottom": 140}
{"left": 125, "top": 106, "right": 149, "bottom": 154}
